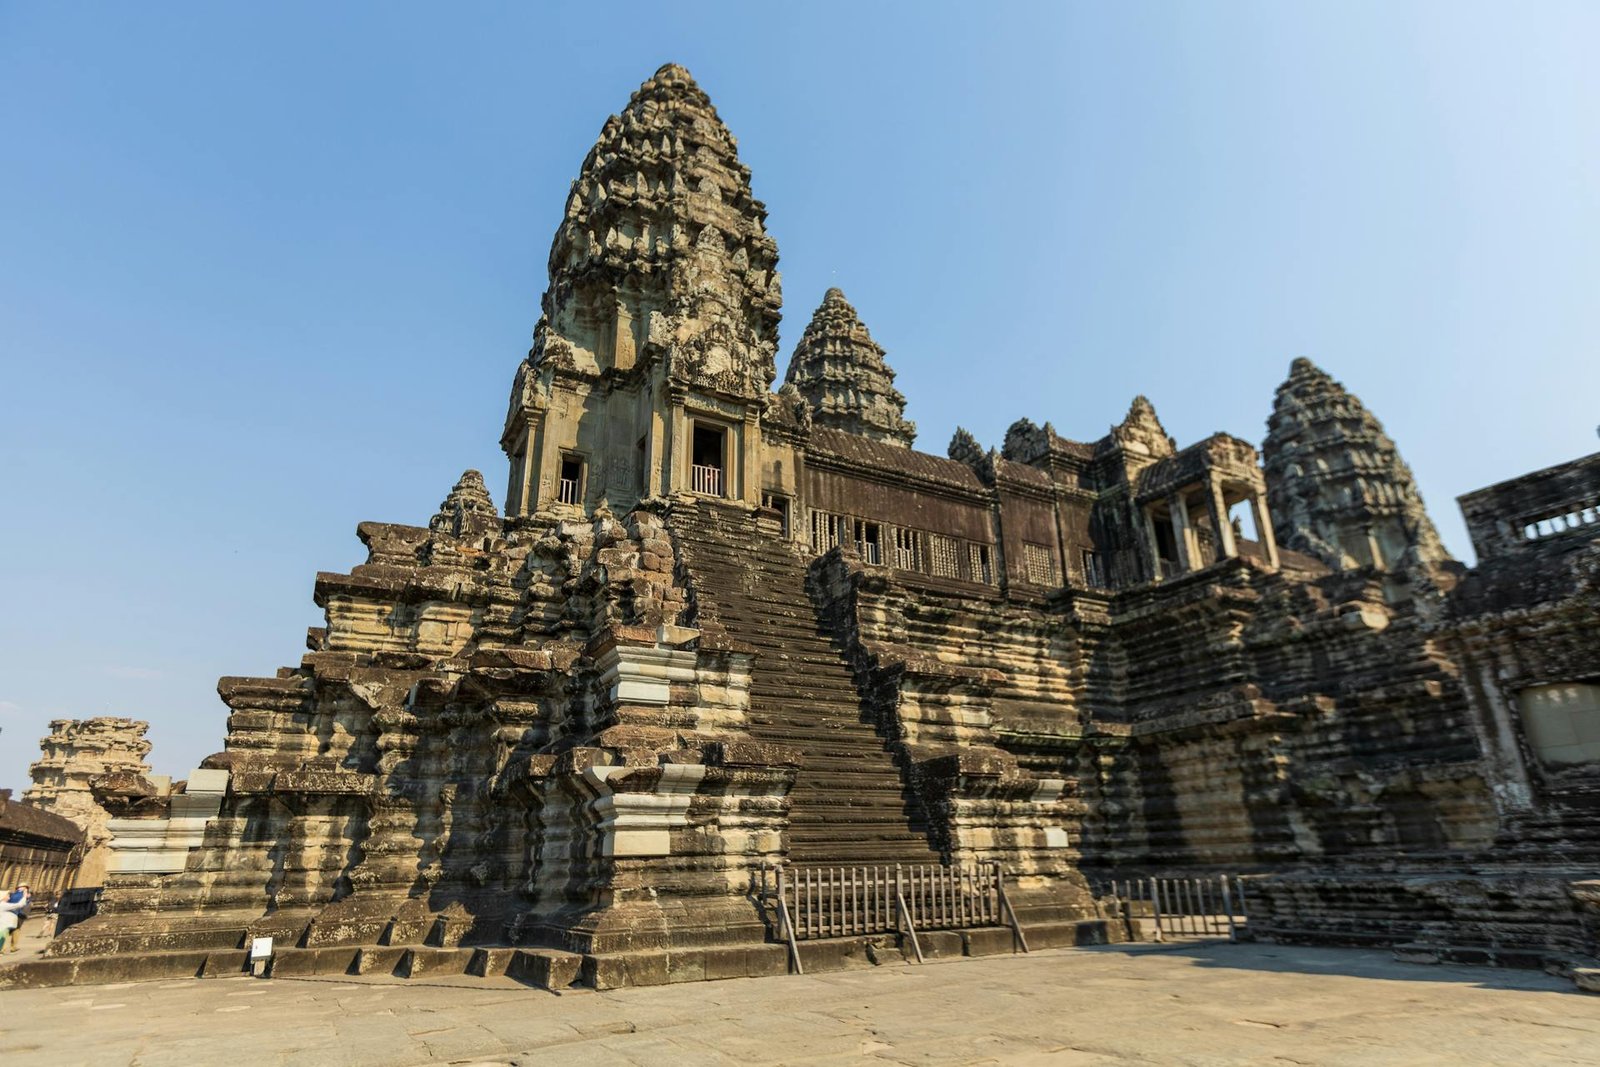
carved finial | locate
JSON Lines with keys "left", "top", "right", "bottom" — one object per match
{"left": 652, "top": 62, "right": 695, "bottom": 81}
{"left": 1107, "top": 396, "right": 1174, "bottom": 458}
{"left": 430, "top": 469, "right": 499, "bottom": 539}
{"left": 949, "top": 428, "right": 995, "bottom": 483}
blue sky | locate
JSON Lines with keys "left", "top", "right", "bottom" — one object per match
{"left": 2, "top": 2, "right": 1596, "bottom": 790}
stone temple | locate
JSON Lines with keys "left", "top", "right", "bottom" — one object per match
{"left": 9, "top": 63, "right": 1598, "bottom": 991}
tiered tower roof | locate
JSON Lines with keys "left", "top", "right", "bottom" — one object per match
{"left": 533, "top": 63, "right": 781, "bottom": 398}
{"left": 1264, "top": 357, "right": 1449, "bottom": 570}
{"left": 430, "top": 469, "right": 499, "bottom": 539}
{"left": 784, "top": 288, "right": 915, "bottom": 447}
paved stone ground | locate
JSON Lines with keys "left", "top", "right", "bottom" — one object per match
{"left": 1, "top": 941, "right": 1596, "bottom": 1066}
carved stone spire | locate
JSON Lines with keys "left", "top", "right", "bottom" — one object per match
{"left": 1264, "top": 358, "right": 1450, "bottom": 571}
{"left": 430, "top": 469, "right": 499, "bottom": 539}
{"left": 1102, "top": 395, "right": 1175, "bottom": 459}
{"left": 783, "top": 288, "right": 915, "bottom": 447}
{"left": 530, "top": 62, "right": 781, "bottom": 397}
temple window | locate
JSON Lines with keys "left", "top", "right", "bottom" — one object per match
{"left": 810, "top": 509, "right": 841, "bottom": 553}
{"left": 1022, "top": 542, "right": 1057, "bottom": 585}
{"left": 892, "top": 527, "right": 923, "bottom": 571}
{"left": 762, "top": 492, "right": 791, "bottom": 537}
{"left": 1227, "top": 499, "right": 1260, "bottom": 541}
{"left": 1152, "top": 519, "right": 1180, "bottom": 577}
{"left": 1521, "top": 500, "right": 1600, "bottom": 541}
{"left": 928, "top": 534, "right": 960, "bottom": 578}
{"left": 1518, "top": 683, "right": 1600, "bottom": 768}
{"left": 691, "top": 422, "right": 726, "bottom": 497}
{"left": 854, "top": 520, "right": 882, "bottom": 564}
{"left": 968, "top": 543, "right": 993, "bottom": 584}
{"left": 557, "top": 454, "right": 584, "bottom": 506}
{"left": 1081, "top": 549, "right": 1106, "bottom": 589}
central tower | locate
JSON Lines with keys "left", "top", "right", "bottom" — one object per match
{"left": 501, "top": 63, "right": 782, "bottom": 516}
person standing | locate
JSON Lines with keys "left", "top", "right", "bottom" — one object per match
{"left": 1, "top": 885, "right": 31, "bottom": 953}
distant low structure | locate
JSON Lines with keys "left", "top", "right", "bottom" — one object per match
{"left": 0, "top": 789, "right": 84, "bottom": 901}
{"left": 3, "top": 64, "right": 1596, "bottom": 992}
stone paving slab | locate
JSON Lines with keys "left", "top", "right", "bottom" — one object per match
{"left": 0, "top": 942, "right": 1596, "bottom": 1066}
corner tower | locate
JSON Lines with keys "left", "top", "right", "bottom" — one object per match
{"left": 784, "top": 288, "right": 915, "bottom": 447}
{"left": 501, "top": 64, "right": 782, "bottom": 516}
{"left": 1264, "top": 357, "right": 1450, "bottom": 571}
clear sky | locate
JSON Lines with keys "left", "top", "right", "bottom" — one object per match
{"left": 2, "top": 2, "right": 1596, "bottom": 791}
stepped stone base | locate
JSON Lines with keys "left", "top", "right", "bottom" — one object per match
{"left": 0, "top": 919, "right": 1131, "bottom": 991}
{"left": 1244, "top": 867, "right": 1600, "bottom": 992}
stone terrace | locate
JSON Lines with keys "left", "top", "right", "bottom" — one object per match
{"left": 1, "top": 943, "right": 1593, "bottom": 1066}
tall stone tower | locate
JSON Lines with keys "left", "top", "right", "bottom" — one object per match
{"left": 501, "top": 63, "right": 782, "bottom": 517}
{"left": 784, "top": 288, "right": 915, "bottom": 447}
{"left": 1263, "top": 357, "right": 1450, "bottom": 571}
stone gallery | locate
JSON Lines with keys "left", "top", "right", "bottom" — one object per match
{"left": 9, "top": 64, "right": 1598, "bottom": 991}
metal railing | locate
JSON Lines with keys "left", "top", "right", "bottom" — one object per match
{"left": 759, "top": 861, "right": 1027, "bottom": 974}
{"left": 1100, "top": 874, "right": 1248, "bottom": 941}
{"left": 691, "top": 464, "right": 723, "bottom": 497}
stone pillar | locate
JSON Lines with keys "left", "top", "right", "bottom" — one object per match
{"left": 668, "top": 396, "right": 688, "bottom": 496}
{"left": 1208, "top": 475, "right": 1238, "bottom": 560}
{"left": 1250, "top": 492, "right": 1281, "bottom": 568}
{"left": 741, "top": 409, "right": 760, "bottom": 505}
{"left": 1141, "top": 506, "right": 1163, "bottom": 580}
{"left": 1168, "top": 493, "right": 1195, "bottom": 572}
{"left": 522, "top": 415, "right": 544, "bottom": 516}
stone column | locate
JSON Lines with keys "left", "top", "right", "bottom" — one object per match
{"left": 668, "top": 396, "right": 688, "bottom": 495}
{"left": 1141, "top": 506, "right": 1163, "bottom": 580}
{"left": 741, "top": 408, "right": 760, "bottom": 505}
{"left": 1168, "top": 493, "right": 1195, "bottom": 573}
{"left": 1249, "top": 492, "right": 1281, "bottom": 568}
{"left": 1207, "top": 474, "right": 1238, "bottom": 560}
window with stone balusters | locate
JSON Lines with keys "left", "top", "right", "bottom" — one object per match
{"left": 1022, "top": 542, "right": 1057, "bottom": 585}
{"left": 928, "top": 533, "right": 961, "bottom": 578}
{"left": 968, "top": 542, "right": 994, "bottom": 583}
{"left": 892, "top": 527, "right": 923, "bottom": 571}
{"left": 810, "top": 509, "right": 843, "bottom": 554}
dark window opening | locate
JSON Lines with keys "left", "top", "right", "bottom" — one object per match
{"left": 854, "top": 520, "right": 882, "bottom": 565}
{"left": 969, "top": 543, "right": 993, "bottom": 583}
{"left": 692, "top": 424, "right": 725, "bottom": 496}
{"left": 762, "top": 492, "right": 792, "bottom": 537}
{"left": 558, "top": 455, "right": 584, "bottom": 506}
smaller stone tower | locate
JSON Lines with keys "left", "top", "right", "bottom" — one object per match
{"left": 25, "top": 717, "right": 157, "bottom": 884}
{"left": 429, "top": 468, "right": 498, "bottom": 540}
{"left": 784, "top": 288, "right": 915, "bottom": 447}
{"left": 1264, "top": 358, "right": 1450, "bottom": 571}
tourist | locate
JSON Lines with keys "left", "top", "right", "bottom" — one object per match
{"left": 1, "top": 884, "right": 31, "bottom": 953}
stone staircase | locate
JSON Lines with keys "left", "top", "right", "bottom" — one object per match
{"left": 670, "top": 501, "right": 941, "bottom": 865}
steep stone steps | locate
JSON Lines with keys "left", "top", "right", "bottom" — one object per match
{"left": 670, "top": 501, "right": 939, "bottom": 865}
